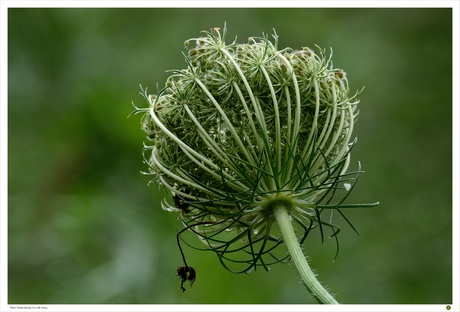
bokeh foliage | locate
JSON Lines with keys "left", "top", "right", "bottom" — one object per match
{"left": 8, "top": 8, "right": 452, "bottom": 304}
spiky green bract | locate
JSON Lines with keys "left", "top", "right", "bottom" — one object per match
{"left": 135, "top": 25, "right": 377, "bottom": 274}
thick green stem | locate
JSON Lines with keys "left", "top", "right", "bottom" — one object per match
{"left": 273, "top": 205, "right": 339, "bottom": 304}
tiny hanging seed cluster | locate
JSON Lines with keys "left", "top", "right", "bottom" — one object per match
{"left": 133, "top": 26, "right": 372, "bottom": 289}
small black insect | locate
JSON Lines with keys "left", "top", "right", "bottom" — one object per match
{"left": 173, "top": 189, "right": 190, "bottom": 210}
{"left": 176, "top": 266, "right": 196, "bottom": 292}
{"left": 172, "top": 195, "right": 189, "bottom": 210}
{"left": 175, "top": 220, "right": 214, "bottom": 292}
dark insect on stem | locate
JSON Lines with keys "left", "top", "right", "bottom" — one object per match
{"left": 173, "top": 188, "right": 190, "bottom": 210}
{"left": 175, "top": 221, "right": 218, "bottom": 292}
{"left": 176, "top": 266, "right": 196, "bottom": 292}
{"left": 173, "top": 195, "right": 189, "bottom": 210}
{"left": 176, "top": 225, "right": 196, "bottom": 292}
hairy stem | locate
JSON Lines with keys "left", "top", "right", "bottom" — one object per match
{"left": 273, "top": 204, "right": 339, "bottom": 304}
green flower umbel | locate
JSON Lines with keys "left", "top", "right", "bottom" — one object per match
{"left": 132, "top": 25, "right": 378, "bottom": 304}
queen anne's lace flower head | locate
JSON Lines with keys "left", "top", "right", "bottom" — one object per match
{"left": 132, "top": 25, "right": 377, "bottom": 283}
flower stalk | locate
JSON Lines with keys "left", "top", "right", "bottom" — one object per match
{"left": 273, "top": 203, "right": 338, "bottom": 304}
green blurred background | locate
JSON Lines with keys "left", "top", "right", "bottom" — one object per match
{"left": 8, "top": 8, "right": 452, "bottom": 304}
